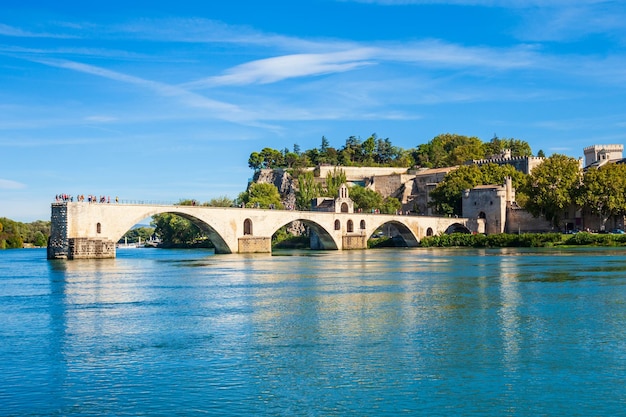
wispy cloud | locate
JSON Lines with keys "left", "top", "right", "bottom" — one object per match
{"left": 0, "top": 179, "right": 26, "bottom": 189}
{"left": 0, "top": 23, "right": 77, "bottom": 39}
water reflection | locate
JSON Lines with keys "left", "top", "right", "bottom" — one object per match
{"left": 2, "top": 247, "right": 626, "bottom": 415}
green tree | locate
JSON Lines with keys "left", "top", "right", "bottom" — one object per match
{"left": 324, "top": 168, "right": 347, "bottom": 198}
{"left": 349, "top": 186, "right": 383, "bottom": 212}
{"left": 414, "top": 133, "right": 484, "bottom": 168}
{"left": 521, "top": 154, "right": 581, "bottom": 229}
{"left": 428, "top": 163, "right": 526, "bottom": 217}
{"left": 151, "top": 213, "right": 203, "bottom": 246}
{"left": 240, "top": 183, "right": 283, "bottom": 209}
{"left": 483, "top": 136, "right": 532, "bottom": 158}
{"left": 204, "top": 196, "right": 234, "bottom": 207}
{"left": 248, "top": 151, "right": 264, "bottom": 171}
{"left": 296, "top": 171, "right": 322, "bottom": 210}
{"left": 537, "top": 149, "right": 546, "bottom": 158}
{"left": 429, "top": 165, "right": 483, "bottom": 216}
{"left": 380, "top": 196, "right": 402, "bottom": 214}
{"left": 362, "top": 135, "right": 376, "bottom": 165}
{"left": 576, "top": 163, "right": 626, "bottom": 228}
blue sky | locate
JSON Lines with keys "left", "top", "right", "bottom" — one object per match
{"left": 1, "top": 0, "right": 625, "bottom": 221}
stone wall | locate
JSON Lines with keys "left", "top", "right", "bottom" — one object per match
{"left": 342, "top": 234, "right": 367, "bottom": 250}
{"left": 505, "top": 206, "right": 553, "bottom": 233}
{"left": 238, "top": 236, "right": 272, "bottom": 253}
{"left": 47, "top": 203, "right": 69, "bottom": 259}
{"left": 68, "top": 238, "right": 115, "bottom": 259}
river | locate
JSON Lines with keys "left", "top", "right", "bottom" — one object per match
{"left": 1, "top": 247, "right": 625, "bottom": 416}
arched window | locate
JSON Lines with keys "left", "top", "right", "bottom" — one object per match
{"left": 347, "top": 220, "right": 354, "bottom": 233}
{"left": 96, "top": 223, "right": 101, "bottom": 234}
{"left": 341, "top": 202, "right": 349, "bottom": 213}
{"left": 360, "top": 220, "right": 366, "bottom": 230}
{"left": 426, "top": 227, "right": 433, "bottom": 236}
{"left": 334, "top": 220, "right": 341, "bottom": 230}
{"left": 478, "top": 212, "right": 487, "bottom": 219}
{"left": 244, "top": 218, "right": 253, "bottom": 235}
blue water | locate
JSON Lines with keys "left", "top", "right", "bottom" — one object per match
{"left": 0, "top": 247, "right": 625, "bottom": 416}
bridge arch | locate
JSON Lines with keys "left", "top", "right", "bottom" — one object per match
{"left": 109, "top": 207, "right": 234, "bottom": 254}
{"left": 270, "top": 218, "right": 340, "bottom": 251}
{"left": 367, "top": 219, "right": 419, "bottom": 247}
{"left": 445, "top": 222, "right": 471, "bottom": 234}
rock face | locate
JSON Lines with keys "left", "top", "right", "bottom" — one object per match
{"left": 252, "top": 169, "right": 303, "bottom": 235}
{"left": 253, "top": 169, "right": 297, "bottom": 208}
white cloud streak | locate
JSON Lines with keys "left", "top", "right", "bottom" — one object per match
{"left": 0, "top": 179, "right": 26, "bottom": 189}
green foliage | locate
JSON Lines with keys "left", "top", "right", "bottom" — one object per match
{"left": 0, "top": 217, "right": 50, "bottom": 248}
{"left": 204, "top": 196, "right": 235, "bottom": 207}
{"left": 247, "top": 132, "right": 532, "bottom": 171}
{"left": 420, "top": 233, "right": 563, "bottom": 248}
{"left": 349, "top": 186, "right": 383, "bottom": 212}
{"left": 483, "top": 136, "right": 533, "bottom": 158}
{"left": 429, "top": 165, "right": 482, "bottom": 215}
{"left": 324, "top": 168, "right": 347, "bottom": 197}
{"left": 576, "top": 163, "right": 626, "bottom": 223}
{"left": 429, "top": 161, "right": 530, "bottom": 217}
{"left": 565, "top": 232, "right": 626, "bottom": 246}
{"left": 413, "top": 133, "right": 485, "bottom": 168}
{"left": 151, "top": 213, "right": 204, "bottom": 246}
{"left": 295, "top": 170, "right": 322, "bottom": 210}
{"left": 239, "top": 183, "right": 283, "bottom": 209}
{"left": 521, "top": 154, "right": 582, "bottom": 228}
{"left": 119, "top": 227, "right": 155, "bottom": 244}
{"left": 380, "top": 197, "right": 402, "bottom": 214}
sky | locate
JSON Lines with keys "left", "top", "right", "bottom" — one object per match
{"left": 1, "top": 0, "right": 625, "bottom": 222}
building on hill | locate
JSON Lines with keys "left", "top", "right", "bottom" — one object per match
{"left": 466, "top": 148, "right": 545, "bottom": 175}
{"left": 583, "top": 144, "right": 625, "bottom": 169}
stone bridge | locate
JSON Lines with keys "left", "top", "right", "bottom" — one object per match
{"left": 47, "top": 202, "right": 474, "bottom": 259}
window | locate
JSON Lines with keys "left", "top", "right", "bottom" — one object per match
{"left": 334, "top": 220, "right": 341, "bottom": 230}
{"left": 96, "top": 223, "right": 101, "bottom": 234}
{"left": 347, "top": 220, "right": 354, "bottom": 233}
{"left": 341, "top": 202, "right": 349, "bottom": 213}
{"left": 360, "top": 220, "right": 366, "bottom": 229}
{"left": 426, "top": 227, "right": 433, "bottom": 236}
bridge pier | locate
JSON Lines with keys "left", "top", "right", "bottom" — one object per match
{"left": 238, "top": 236, "right": 272, "bottom": 253}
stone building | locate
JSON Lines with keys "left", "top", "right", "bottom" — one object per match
{"left": 462, "top": 177, "right": 552, "bottom": 234}
{"left": 583, "top": 144, "right": 625, "bottom": 168}
{"left": 311, "top": 184, "right": 354, "bottom": 213}
{"left": 467, "top": 149, "right": 545, "bottom": 174}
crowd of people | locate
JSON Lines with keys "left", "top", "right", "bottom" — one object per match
{"left": 55, "top": 194, "right": 119, "bottom": 203}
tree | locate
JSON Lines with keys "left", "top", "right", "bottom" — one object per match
{"left": 349, "top": 186, "right": 383, "bottom": 212}
{"left": 483, "top": 136, "right": 532, "bottom": 158}
{"left": 429, "top": 165, "right": 483, "bottom": 216}
{"left": 380, "top": 196, "right": 402, "bottom": 214}
{"left": 414, "top": 133, "right": 484, "bottom": 168}
{"left": 362, "top": 135, "right": 376, "bottom": 165}
{"left": 151, "top": 213, "right": 203, "bottom": 246}
{"left": 576, "top": 163, "right": 626, "bottom": 228}
{"left": 428, "top": 163, "right": 526, "bottom": 217}
{"left": 324, "top": 168, "right": 346, "bottom": 198}
{"left": 521, "top": 154, "right": 581, "bottom": 229}
{"left": 248, "top": 151, "right": 264, "bottom": 171}
{"left": 537, "top": 149, "right": 546, "bottom": 158}
{"left": 296, "top": 171, "right": 322, "bottom": 210}
{"left": 205, "top": 196, "right": 234, "bottom": 207}
{"left": 240, "top": 183, "right": 283, "bottom": 209}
